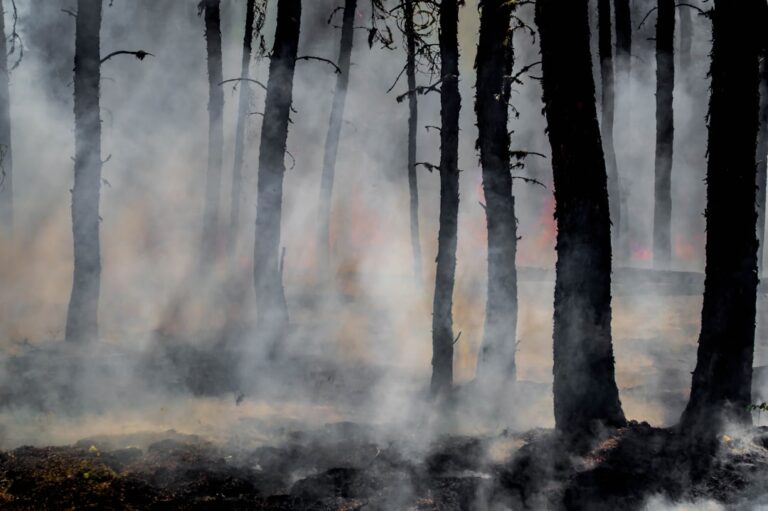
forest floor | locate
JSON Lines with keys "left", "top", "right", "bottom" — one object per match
{"left": 1, "top": 285, "right": 767, "bottom": 509}
{"left": 0, "top": 421, "right": 766, "bottom": 510}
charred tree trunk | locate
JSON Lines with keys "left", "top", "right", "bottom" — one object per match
{"left": 430, "top": 0, "right": 460, "bottom": 397}
{"left": 0, "top": 0, "right": 13, "bottom": 236}
{"left": 228, "top": 0, "right": 257, "bottom": 252}
{"left": 757, "top": 44, "right": 768, "bottom": 276}
{"left": 317, "top": 0, "right": 357, "bottom": 278}
{"left": 475, "top": 0, "right": 517, "bottom": 386}
{"left": 653, "top": 0, "right": 675, "bottom": 266}
{"left": 253, "top": 0, "right": 300, "bottom": 350}
{"left": 535, "top": 0, "right": 626, "bottom": 436}
{"left": 200, "top": 0, "right": 224, "bottom": 265}
{"left": 680, "top": 0, "right": 762, "bottom": 435}
{"left": 405, "top": 0, "right": 423, "bottom": 281}
{"left": 66, "top": 0, "right": 103, "bottom": 343}
{"left": 599, "top": 0, "right": 619, "bottom": 247}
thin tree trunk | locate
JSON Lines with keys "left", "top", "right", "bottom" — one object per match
{"left": 228, "top": 0, "right": 257, "bottom": 253}
{"left": 535, "top": 0, "right": 626, "bottom": 437}
{"left": 317, "top": 0, "right": 357, "bottom": 278}
{"left": 254, "top": 0, "right": 300, "bottom": 351}
{"left": 599, "top": 0, "right": 619, "bottom": 247}
{"left": 405, "top": 0, "right": 422, "bottom": 282}
{"left": 0, "top": 0, "right": 13, "bottom": 236}
{"left": 66, "top": 0, "right": 103, "bottom": 343}
{"left": 430, "top": 0, "right": 460, "bottom": 397}
{"left": 475, "top": 0, "right": 517, "bottom": 386}
{"left": 757, "top": 46, "right": 768, "bottom": 276}
{"left": 680, "top": 0, "right": 762, "bottom": 436}
{"left": 200, "top": 0, "right": 224, "bottom": 265}
{"left": 653, "top": 0, "right": 675, "bottom": 266}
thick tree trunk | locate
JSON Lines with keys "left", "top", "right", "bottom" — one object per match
{"left": 66, "top": 0, "right": 103, "bottom": 343}
{"left": 680, "top": 0, "right": 762, "bottom": 436}
{"left": 475, "top": 0, "right": 517, "bottom": 386}
{"left": 757, "top": 47, "right": 768, "bottom": 276}
{"left": 405, "top": 0, "right": 423, "bottom": 282}
{"left": 653, "top": 0, "right": 675, "bottom": 266}
{"left": 0, "top": 0, "right": 13, "bottom": 236}
{"left": 317, "top": 0, "right": 357, "bottom": 278}
{"left": 599, "top": 0, "right": 619, "bottom": 247}
{"left": 430, "top": 0, "right": 460, "bottom": 397}
{"left": 228, "top": 0, "right": 257, "bottom": 252}
{"left": 535, "top": 0, "right": 625, "bottom": 436}
{"left": 200, "top": 0, "right": 224, "bottom": 265}
{"left": 253, "top": 0, "right": 300, "bottom": 351}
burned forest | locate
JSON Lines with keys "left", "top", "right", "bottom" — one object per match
{"left": 0, "top": 0, "right": 768, "bottom": 509}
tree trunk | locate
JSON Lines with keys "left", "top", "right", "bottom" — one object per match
{"left": 535, "top": 0, "right": 626, "bottom": 437}
{"left": 228, "top": 0, "right": 257, "bottom": 253}
{"left": 653, "top": 0, "right": 675, "bottom": 266}
{"left": 405, "top": 0, "right": 423, "bottom": 282}
{"left": 200, "top": 0, "right": 224, "bottom": 266}
{"left": 0, "top": 0, "right": 13, "bottom": 236}
{"left": 680, "top": 0, "right": 762, "bottom": 436}
{"left": 66, "top": 0, "right": 103, "bottom": 343}
{"left": 599, "top": 0, "right": 619, "bottom": 247}
{"left": 757, "top": 44, "right": 768, "bottom": 276}
{"left": 254, "top": 0, "right": 300, "bottom": 351}
{"left": 430, "top": 0, "right": 460, "bottom": 397}
{"left": 475, "top": 0, "right": 517, "bottom": 387}
{"left": 317, "top": 0, "right": 357, "bottom": 278}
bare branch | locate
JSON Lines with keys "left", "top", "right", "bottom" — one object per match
{"left": 100, "top": 50, "right": 154, "bottom": 65}
{"left": 296, "top": 56, "right": 342, "bottom": 74}
{"left": 386, "top": 63, "right": 408, "bottom": 93}
{"left": 511, "top": 175, "right": 547, "bottom": 189}
{"left": 637, "top": 7, "right": 658, "bottom": 29}
{"left": 396, "top": 78, "right": 443, "bottom": 103}
{"left": 219, "top": 77, "right": 268, "bottom": 91}
{"left": 415, "top": 161, "right": 439, "bottom": 172}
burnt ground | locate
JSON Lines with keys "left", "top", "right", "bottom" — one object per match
{"left": 0, "top": 423, "right": 766, "bottom": 510}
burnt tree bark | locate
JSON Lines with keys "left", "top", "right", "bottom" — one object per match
{"left": 430, "top": 0, "right": 460, "bottom": 397}
{"left": 680, "top": 0, "right": 762, "bottom": 435}
{"left": 200, "top": 0, "right": 224, "bottom": 265}
{"left": 535, "top": 0, "right": 626, "bottom": 436}
{"left": 66, "top": 0, "right": 103, "bottom": 343}
{"left": 317, "top": 0, "right": 357, "bottom": 278}
{"left": 757, "top": 36, "right": 768, "bottom": 276}
{"left": 598, "top": 0, "right": 619, "bottom": 247}
{"left": 653, "top": 0, "right": 675, "bottom": 266}
{"left": 405, "top": 0, "right": 423, "bottom": 281}
{"left": 228, "top": 0, "right": 257, "bottom": 252}
{"left": 0, "top": 0, "right": 13, "bottom": 236}
{"left": 254, "top": 0, "right": 300, "bottom": 350}
{"left": 475, "top": 0, "right": 517, "bottom": 386}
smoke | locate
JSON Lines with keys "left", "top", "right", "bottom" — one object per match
{"left": 0, "top": 3, "right": 765, "bottom": 510}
